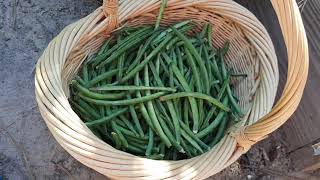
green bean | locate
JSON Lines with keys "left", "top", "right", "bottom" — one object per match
{"left": 72, "top": 80, "right": 127, "bottom": 100}
{"left": 198, "top": 100, "right": 204, "bottom": 128}
{"left": 162, "top": 53, "right": 200, "bottom": 133}
{"left": 69, "top": 99, "right": 93, "bottom": 120}
{"left": 196, "top": 97, "right": 228, "bottom": 138}
{"left": 156, "top": 54, "right": 160, "bottom": 74}
{"left": 157, "top": 113, "right": 184, "bottom": 153}
{"left": 149, "top": 61, "right": 181, "bottom": 144}
{"left": 175, "top": 39, "right": 198, "bottom": 47}
{"left": 126, "top": 95, "right": 144, "bottom": 137}
{"left": 203, "top": 45, "right": 213, "bottom": 88}
{"left": 78, "top": 91, "right": 165, "bottom": 106}
{"left": 119, "top": 115, "right": 139, "bottom": 137}
{"left": 126, "top": 31, "right": 162, "bottom": 73}
{"left": 75, "top": 76, "right": 86, "bottom": 86}
{"left": 176, "top": 47, "right": 185, "bottom": 73}
{"left": 190, "top": 148, "right": 199, "bottom": 157}
{"left": 220, "top": 55, "right": 244, "bottom": 116}
{"left": 209, "top": 115, "right": 228, "bottom": 147}
{"left": 144, "top": 65, "right": 172, "bottom": 147}
{"left": 129, "top": 141, "right": 160, "bottom": 152}
{"left": 210, "top": 57, "right": 223, "bottom": 83}
{"left": 121, "top": 34, "right": 173, "bottom": 83}
{"left": 220, "top": 41, "right": 230, "bottom": 56}
{"left": 180, "top": 139, "right": 192, "bottom": 158}
{"left": 171, "top": 27, "right": 210, "bottom": 94}
{"left": 207, "top": 24, "right": 213, "bottom": 47}
{"left": 77, "top": 99, "right": 100, "bottom": 119}
{"left": 91, "top": 85, "right": 176, "bottom": 92}
{"left": 116, "top": 124, "right": 141, "bottom": 138}
{"left": 134, "top": 72, "right": 155, "bottom": 130}
{"left": 200, "top": 75, "right": 230, "bottom": 130}
{"left": 199, "top": 24, "right": 209, "bottom": 39}
{"left": 185, "top": 48, "right": 202, "bottom": 92}
{"left": 169, "top": 66, "right": 174, "bottom": 87}
{"left": 97, "top": 38, "right": 112, "bottom": 55}
{"left": 179, "top": 121, "right": 210, "bottom": 151}
{"left": 145, "top": 127, "right": 154, "bottom": 156}
{"left": 147, "top": 154, "right": 164, "bottom": 160}
{"left": 155, "top": 101, "right": 174, "bottom": 130}
{"left": 217, "top": 75, "right": 230, "bottom": 100}
{"left": 90, "top": 128, "right": 102, "bottom": 139}
{"left": 92, "top": 27, "right": 152, "bottom": 66}
{"left": 155, "top": 0, "right": 168, "bottom": 30}
{"left": 111, "top": 121, "right": 128, "bottom": 148}
{"left": 181, "top": 130, "right": 203, "bottom": 153}
{"left": 159, "top": 143, "right": 165, "bottom": 156}
{"left": 126, "top": 136, "right": 154, "bottom": 145}
{"left": 160, "top": 92, "right": 230, "bottom": 112}
{"left": 183, "top": 99, "right": 190, "bottom": 127}
{"left": 86, "top": 69, "right": 119, "bottom": 87}
{"left": 97, "top": 31, "right": 154, "bottom": 69}
{"left": 82, "top": 62, "right": 89, "bottom": 82}
{"left": 153, "top": 20, "right": 191, "bottom": 44}
{"left": 166, "top": 37, "right": 180, "bottom": 50}
{"left": 117, "top": 52, "right": 126, "bottom": 80}
{"left": 126, "top": 144, "right": 145, "bottom": 155}
{"left": 111, "top": 132, "right": 122, "bottom": 149}
{"left": 85, "top": 108, "right": 128, "bottom": 126}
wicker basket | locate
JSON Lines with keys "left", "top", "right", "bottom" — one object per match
{"left": 35, "top": 0, "right": 309, "bottom": 179}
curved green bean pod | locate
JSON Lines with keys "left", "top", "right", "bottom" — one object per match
{"left": 145, "top": 127, "right": 154, "bottom": 156}
{"left": 72, "top": 80, "right": 126, "bottom": 100}
{"left": 209, "top": 115, "right": 228, "bottom": 147}
{"left": 78, "top": 91, "right": 165, "bottom": 106}
{"left": 220, "top": 55, "right": 244, "bottom": 116}
{"left": 86, "top": 69, "right": 119, "bottom": 87}
{"left": 160, "top": 92, "right": 230, "bottom": 112}
{"left": 111, "top": 121, "right": 128, "bottom": 148}
{"left": 91, "top": 85, "right": 176, "bottom": 92}
{"left": 85, "top": 108, "right": 128, "bottom": 126}
{"left": 196, "top": 97, "right": 228, "bottom": 138}
{"left": 111, "top": 132, "right": 122, "bottom": 149}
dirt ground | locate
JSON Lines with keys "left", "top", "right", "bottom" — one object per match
{"left": 0, "top": 0, "right": 311, "bottom": 179}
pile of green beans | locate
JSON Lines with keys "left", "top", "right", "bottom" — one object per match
{"left": 69, "top": 21, "right": 244, "bottom": 160}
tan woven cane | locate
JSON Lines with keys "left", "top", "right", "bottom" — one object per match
{"left": 35, "top": 0, "right": 308, "bottom": 179}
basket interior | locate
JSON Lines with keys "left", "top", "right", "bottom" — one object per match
{"left": 62, "top": 7, "right": 259, "bottom": 128}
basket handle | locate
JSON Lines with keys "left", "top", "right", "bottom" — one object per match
{"left": 238, "top": 0, "right": 309, "bottom": 149}
{"left": 102, "top": 0, "right": 119, "bottom": 32}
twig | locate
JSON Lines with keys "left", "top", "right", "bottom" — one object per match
{"left": 0, "top": 126, "right": 35, "bottom": 180}
{"left": 0, "top": 122, "right": 15, "bottom": 134}
{"left": 12, "top": 0, "right": 18, "bottom": 30}
{"left": 53, "top": 162, "right": 76, "bottom": 180}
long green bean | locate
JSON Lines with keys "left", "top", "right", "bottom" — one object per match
{"left": 160, "top": 92, "right": 230, "bottom": 112}
{"left": 78, "top": 91, "right": 165, "bottom": 106}
{"left": 91, "top": 85, "right": 176, "bottom": 92}
{"left": 72, "top": 80, "right": 126, "bottom": 100}
{"left": 155, "top": 0, "right": 168, "bottom": 30}
{"left": 146, "top": 127, "right": 154, "bottom": 156}
{"left": 85, "top": 108, "right": 128, "bottom": 126}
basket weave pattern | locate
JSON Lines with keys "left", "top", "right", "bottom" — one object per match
{"left": 35, "top": 0, "right": 308, "bottom": 179}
